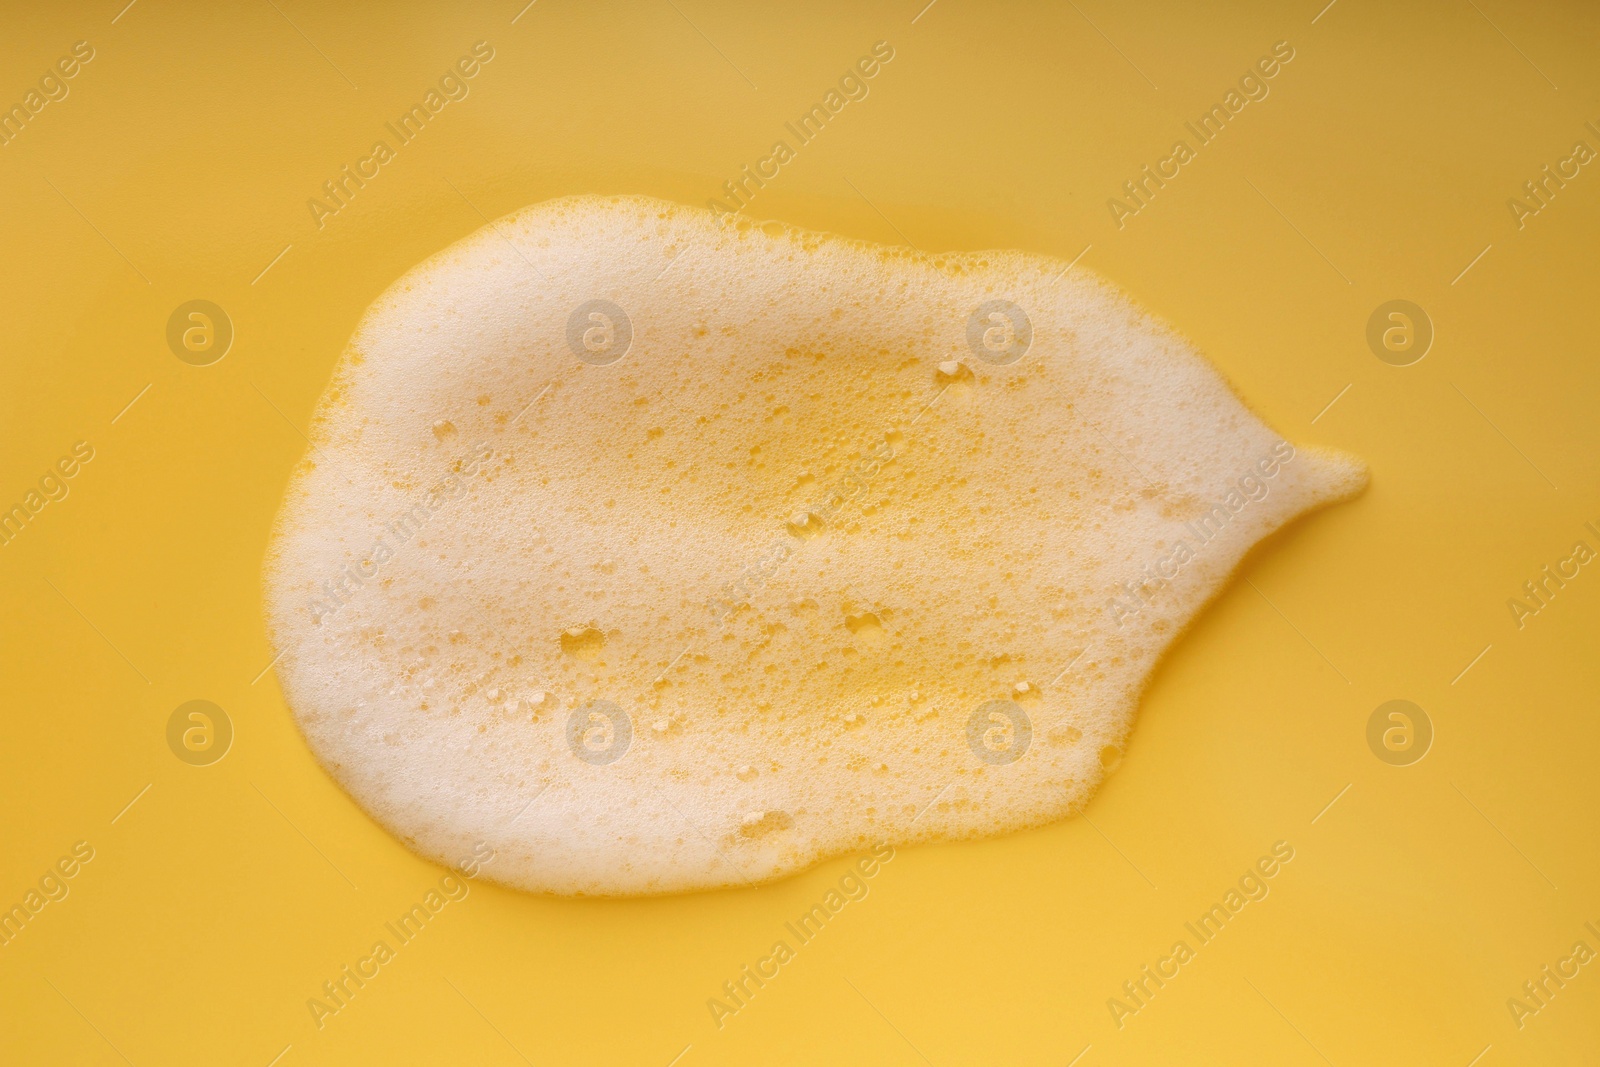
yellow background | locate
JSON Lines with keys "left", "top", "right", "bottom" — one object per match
{"left": 3, "top": 1, "right": 1598, "bottom": 1063}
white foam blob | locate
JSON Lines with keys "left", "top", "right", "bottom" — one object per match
{"left": 262, "top": 195, "right": 1365, "bottom": 895}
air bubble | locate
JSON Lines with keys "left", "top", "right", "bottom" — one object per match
{"left": 844, "top": 611, "right": 885, "bottom": 644}
{"left": 739, "top": 810, "right": 793, "bottom": 837}
{"left": 559, "top": 626, "right": 606, "bottom": 659}
{"left": 787, "top": 512, "right": 824, "bottom": 539}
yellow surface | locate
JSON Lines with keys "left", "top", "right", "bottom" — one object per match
{"left": 3, "top": 1, "right": 1598, "bottom": 1063}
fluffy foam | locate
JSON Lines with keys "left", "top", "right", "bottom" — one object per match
{"left": 262, "top": 195, "right": 1365, "bottom": 895}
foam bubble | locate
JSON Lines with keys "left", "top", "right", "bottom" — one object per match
{"left": 262, "top": 195, "right": 1365, "bottom": 895}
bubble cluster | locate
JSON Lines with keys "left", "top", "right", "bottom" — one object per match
{"left": 262, "top": 195, "right": 1365, "bottom": 895}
